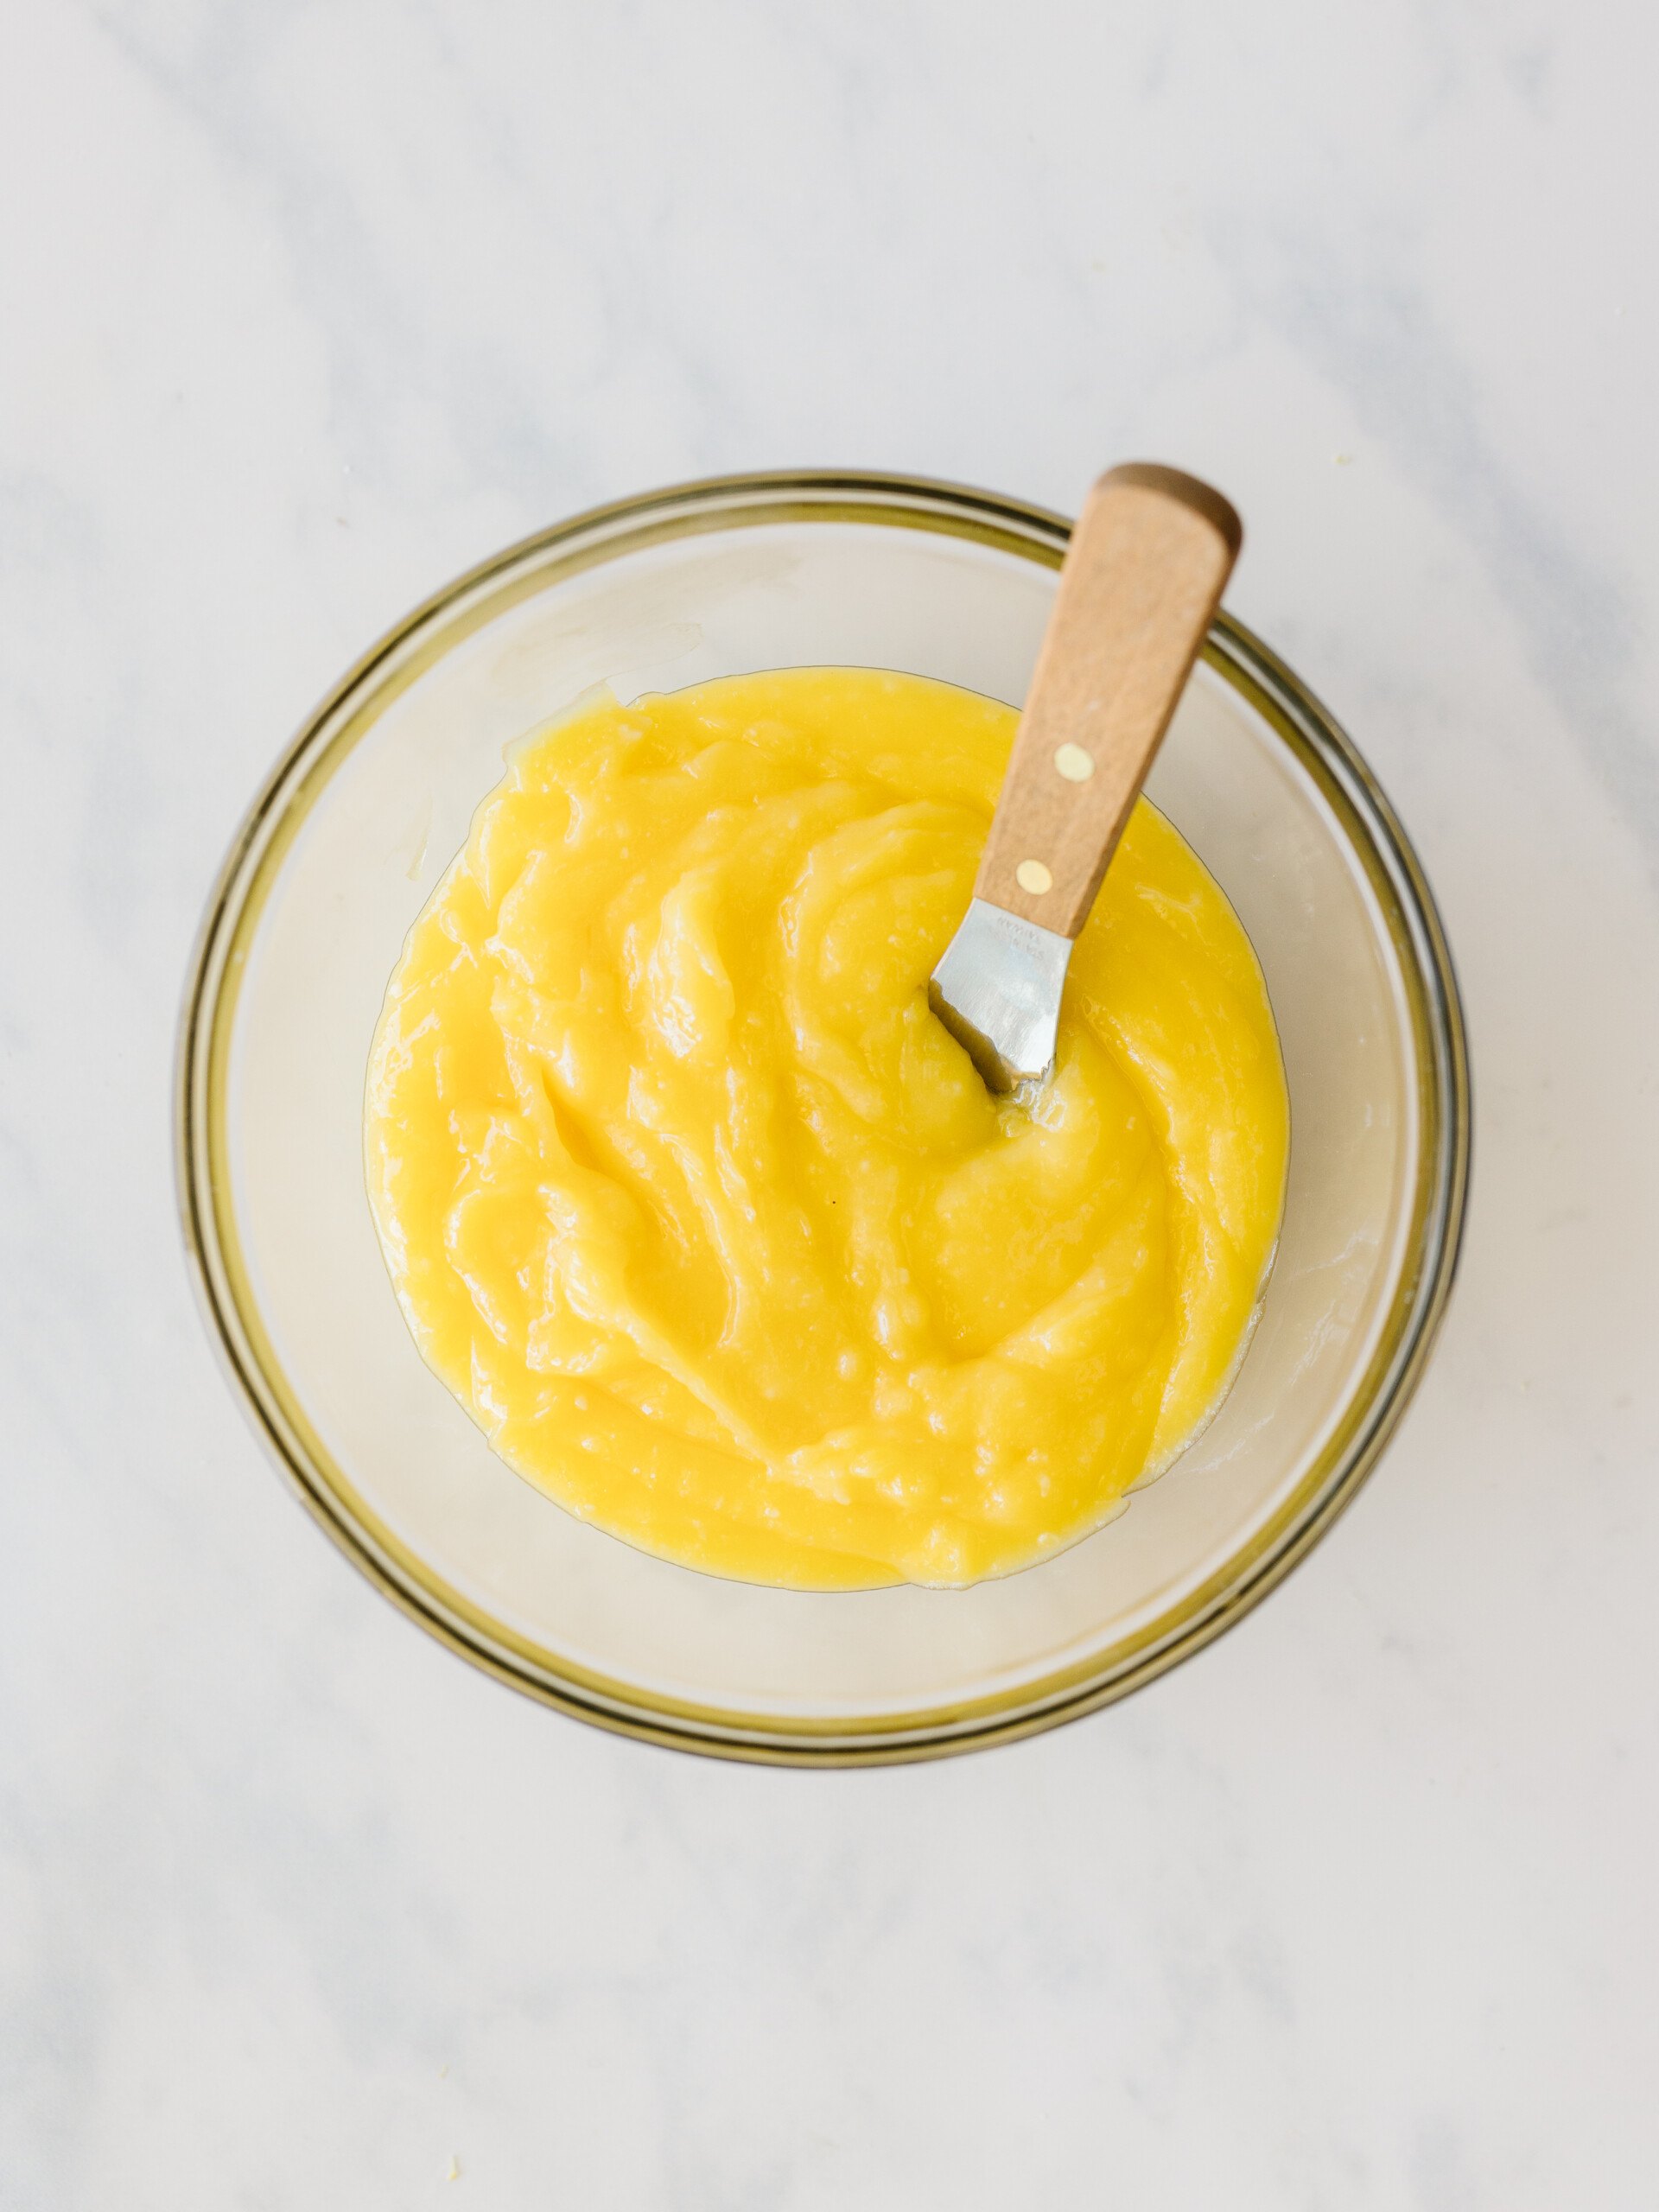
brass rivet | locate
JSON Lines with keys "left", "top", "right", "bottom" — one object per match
{"left": 1016, "top": 860, "right": 1053, "bottom": 895}
{"left": 1054, "top": 743, "right": 1094, "bottom": 782}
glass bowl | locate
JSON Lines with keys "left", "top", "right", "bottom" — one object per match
{"left": 177, "top": 472, "right": 1469, "bottom": 1764}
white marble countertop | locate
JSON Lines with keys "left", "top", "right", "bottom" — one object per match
{"left": 4, "top": 3, "right": 1657, "bottom": 2204}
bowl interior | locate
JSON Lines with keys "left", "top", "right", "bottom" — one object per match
{"left": 195, "top": 486, "right": 1451, "bottom": 1756}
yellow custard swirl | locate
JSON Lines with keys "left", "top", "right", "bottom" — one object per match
{"left": 365, "top": 670, "right": 1287, "bottom": 1589}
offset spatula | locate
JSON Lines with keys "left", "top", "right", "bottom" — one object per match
{"left": 928, "top": 463, "right": 1242, "bottom": 1093}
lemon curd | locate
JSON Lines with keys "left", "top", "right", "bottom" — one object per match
{"left": 364, "top": 670, "right": 1288, "bottom": 1590}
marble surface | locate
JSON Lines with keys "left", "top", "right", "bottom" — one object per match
{"left": 3, "top": 3, "right": 1657, "bottom": 2203}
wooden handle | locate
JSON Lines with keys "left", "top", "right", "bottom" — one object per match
{"left": 976, "top": 463, "right": 1241, "bottom": 938}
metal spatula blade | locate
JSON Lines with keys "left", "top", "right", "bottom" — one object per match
{"left": 928, "top": 900, "right": 1073, "bottom": 1094}
{"left": 929, "top": 463, "right": 1242, "bottom": 1095}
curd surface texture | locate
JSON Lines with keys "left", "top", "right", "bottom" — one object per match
{"left": 364, "top": 670, "right": 1288, "bottom": 1588}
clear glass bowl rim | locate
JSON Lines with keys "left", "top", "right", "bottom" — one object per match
{"left": 175, "top": 468, "right": 1472, "bottom": 1765}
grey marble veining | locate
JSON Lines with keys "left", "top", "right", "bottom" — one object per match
{"left": 3, "top": 3, "right": 1657, "bottom": 2205}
